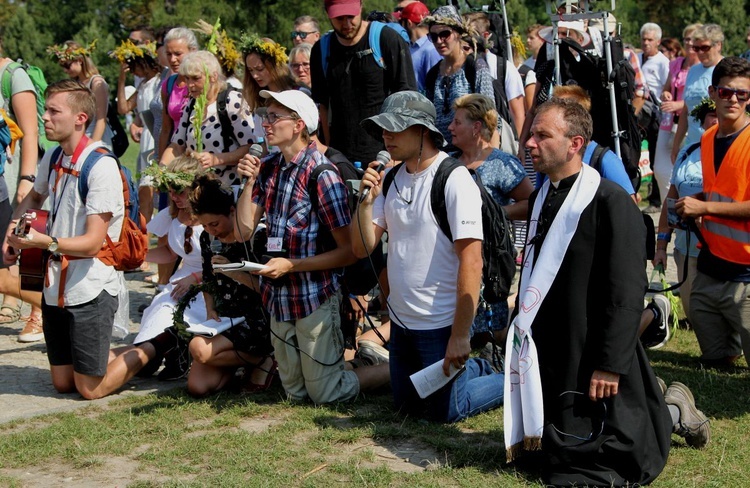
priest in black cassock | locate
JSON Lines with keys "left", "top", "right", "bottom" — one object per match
{"left": 504, "top": 97, "right": 673, "bottom": 486}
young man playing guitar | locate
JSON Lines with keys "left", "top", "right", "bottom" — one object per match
{"left": 3, "top": 80, "right": 159, "bottom": 399}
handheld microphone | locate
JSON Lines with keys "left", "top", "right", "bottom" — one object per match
{"left": 240, "top": 143, "right": 264, "bottom": 193}
{"left": 359, "top": 150, "right": 391, "bottom": 203}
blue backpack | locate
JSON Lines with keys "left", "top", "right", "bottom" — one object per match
{"left": 319, "top": 21, "right": 406, "bottom": 75}
{"left": 49, "top": 146, "right": 141, "bottom": 223}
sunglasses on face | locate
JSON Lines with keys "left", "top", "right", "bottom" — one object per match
{"left": 430, "top": 29, "right": 453, "bottom": 43}
{"left": 714, "top": 86, "right": 750, "bottom": 102}
{"left": 183, "top": 225, "right": 194, "bottom": 255}
{"left": 291, "top": 30, "right": 318, "bottom": 40}
{"left": 691, "top": 44, "right": 712, "bottom": 53}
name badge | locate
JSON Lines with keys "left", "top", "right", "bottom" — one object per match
{"left": 267, "top": 237, "right": 283, "bottom": 252}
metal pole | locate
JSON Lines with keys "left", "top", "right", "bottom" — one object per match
{"left": 602, "top": 13, "right": 622, "bottom": 158}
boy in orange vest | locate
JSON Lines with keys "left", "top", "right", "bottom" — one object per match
{"left": 676, "top": 57, "right": 750, "bottom": 368}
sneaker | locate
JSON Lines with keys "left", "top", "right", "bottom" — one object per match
{"left": 18, "top": 315, "right": 44, "bottom": 343}
{"left": 355, "top": 340, "right": 389, "bottom": 366}
{"left": 665, "top": 381, "right": 710, "bottom": 448}
{"left": 655, "top": 376, "right": 667, "bottom": 396}
{"left": 478, "top": 342, "right": 504, "bottom": 374}
{"left": 157, "top": 337, "right": 191, "bottom": 381}
{"left": 640, "top": 295, "right": 671, "bottom": 349}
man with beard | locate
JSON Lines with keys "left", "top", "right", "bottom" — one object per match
{"left": 310, "top": 0, "right": 416, "bottom": 163}
{"left": 504, "top": 97, "right": 708, "bottom": 485}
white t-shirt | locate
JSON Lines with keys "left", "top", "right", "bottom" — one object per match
{"left": 638, "top": 51, "right": 670, "bottom": 97}
{"left": 34, "top": 141, "right": 124, "bottom": 306}
{"left": 486, "top": 51, "right": 525, "bottom": 100}
{"left": 372, "top": 153, "right": 483, "bottom": 330}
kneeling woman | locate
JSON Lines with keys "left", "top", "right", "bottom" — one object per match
{"left": 184, "top": 173, "right": 274, "bottom": 396}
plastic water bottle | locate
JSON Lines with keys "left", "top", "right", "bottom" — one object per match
{"left": 353, "top": 161, "right": 363, "bottom": 177}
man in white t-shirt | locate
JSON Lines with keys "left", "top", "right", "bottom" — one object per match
{"left": 4, "top": 80, "right": 159, "bottom": 400}
{"left": 352, "top": 90, "right": 504, "bottom": 422}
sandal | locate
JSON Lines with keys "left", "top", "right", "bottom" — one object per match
{"left": 0, "top": 304, "right": 21, "bottom": 324}
{"left": 242, "top": 358, "right": 278, "bottom": 393}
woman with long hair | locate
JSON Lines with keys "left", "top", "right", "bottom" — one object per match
{"left": 239, "top": 34, "right": 297, "bottom": 112}
{"left": 422, "top": 5, "right": 495, "bottom": 146}
{"left": 112, "top": 40, "right": 162, "bottom": 223}
{"left": 48, "top": 41, "right": 111, "bottom": 146}
{"left": 134, "top": 155, "right": 206, "bottom": 380}
{"left": 186, "top": 172, "right": 274, "bottom": 397}
{"left": 447, "top": 93, "right": 532, "bottom": 347}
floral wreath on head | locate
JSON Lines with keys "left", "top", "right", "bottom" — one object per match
{"left": 194, "top": 18, "right": 242, "bottom": 74}
{"left": 140, "top": 164, "right": 201, "bottom": 193}
{"left": 47, "top": 40, "right": 97, "bottom": 61}
{"left": 109, "top": 39, "right": 157, "bottom": 64}
{"left": 238, "top": 33, "right": 288, "bottom": 66}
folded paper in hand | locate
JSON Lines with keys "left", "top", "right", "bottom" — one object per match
{"left": 409, "top": 359, "right": 465, "bottom": 399}
{"left": 212, "top": 261, "right": 268, "bottom": 272}
{"left": 186, "top": 316, "right": 246, "bottom": 337}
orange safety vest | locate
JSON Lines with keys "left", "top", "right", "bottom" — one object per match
{"left": 699, "top": 124, "right": 750, "bottom": 265}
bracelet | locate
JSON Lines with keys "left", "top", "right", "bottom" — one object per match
{"left": 20, "top": 175, "right": 36, "bottom": 183}
{"left": 657, "top": 232, "right": 672, "bottom": 242}
{"left": 192, "top": 272, "right": 202, "bottom": 283}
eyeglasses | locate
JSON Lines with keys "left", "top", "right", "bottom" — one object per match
{"left": 291, "top": 30, "right": 318, "bottom": 40}
{"left": 441, "top": 76, "right": 452, "bottom": 113}
{"left": 260, "top": 111, "right": 297, "bottom": 125}
{"left": 184, "top": 225, "right": 194, "bottom": 255}
{"left": 549, "top": 391, "right": 608, "bottom": 443}
{"left": 429, "top": 29, "right": 453, "bottom": 43}
{"left": 291, "top": 62, "right": 311, "bottom": 71}
{"left": 714, "top": 86, "right": 750, "bottom": 102}
{"left": 691, "top": 44, "right": 712, "bottom": 53}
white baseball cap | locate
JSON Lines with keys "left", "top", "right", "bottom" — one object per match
{"left": 259, "top": 89, "right": 319, "bottom": 133}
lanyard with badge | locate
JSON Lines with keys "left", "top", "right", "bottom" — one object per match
{"left": 265, "top": 144, "right": 317, "bottom": 256}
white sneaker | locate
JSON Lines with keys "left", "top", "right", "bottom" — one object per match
{"left": 356, "top": 340, "right": 389, "bottom": 366}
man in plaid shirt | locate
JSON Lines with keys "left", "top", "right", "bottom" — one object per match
{"left": 236, "top": 90, "right": 389, "bottom": 404}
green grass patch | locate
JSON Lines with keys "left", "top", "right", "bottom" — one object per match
{"left": 1, "top": 331, "right": 749, "bottom": 485}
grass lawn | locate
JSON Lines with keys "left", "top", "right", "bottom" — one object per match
{"left": 0, "top": 327, "right": 748, "bottom": 486}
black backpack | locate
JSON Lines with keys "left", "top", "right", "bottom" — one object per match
{"left": 106, "top": 98, "right": 129, "bottom": 158}
{"left": 307, "top": 163, "right": 385, "bottom": 297}
{"left": 185, "top": 87, "right": 241, "bottom": 152}
{"left": 425, "top": 54, "right": 513, "bottom": 136}
{"left": 557, "top": 37, "right": 642, "bottom": 193}
{"left": 383, "top": 157, "right": 516, "bottom": 303}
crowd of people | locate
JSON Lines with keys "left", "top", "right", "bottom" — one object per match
{"left": 2, "top": 0, "right": 750, "bottom": 484}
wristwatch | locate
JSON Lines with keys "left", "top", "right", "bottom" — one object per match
{"left": 47, "top": 237, "right": 59, "bottom": 253}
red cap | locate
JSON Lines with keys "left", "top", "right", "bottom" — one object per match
{"left": 401, "top": 2, "right": 430, "bottom": 24}
{"left": 325, "top": 0, "right": 361, "bottom": 19}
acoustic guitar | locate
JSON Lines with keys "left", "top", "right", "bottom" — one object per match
{"left": 13, "top": 209, "right": 49, "bottom": 292}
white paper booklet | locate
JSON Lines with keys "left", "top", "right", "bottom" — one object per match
{"left": 409, "top": 359, "right": 465, "bottom": 399}
{"left": 212, "top": 261, "right": 268, "bottom": 272}
{"left": 186, "top": 316, "right": 246, "bottom": 337}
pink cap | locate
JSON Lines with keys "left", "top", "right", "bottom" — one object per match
{"left": 325, "top": 0, "right": 361, "bottom": 19}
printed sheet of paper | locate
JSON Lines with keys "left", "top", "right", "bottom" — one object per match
{"left": 212, "top": 261, "right": 268, "bottom": 272}
{"left": 409, "top": 359, "right": 465, "bottom": 399}
{"left": 186, "top": 316, "right": 246, "bottom": 337}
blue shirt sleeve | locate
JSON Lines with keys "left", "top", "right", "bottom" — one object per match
{"left": 583, "top": 143, "right": 634, "bottom": 194}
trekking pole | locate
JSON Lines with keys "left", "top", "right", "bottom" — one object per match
{"left": 601, "top": 10, "right": 623, "bottom": 159}
{"left": 497, "top": 0, "right": 513, "bottom": 67}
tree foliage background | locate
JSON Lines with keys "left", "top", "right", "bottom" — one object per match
{"left": 0, "top": 0, "right": 748, "bottom": 95}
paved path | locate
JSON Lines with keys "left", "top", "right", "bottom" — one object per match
{"left": 0, "top": 268, "right": 174, "bottom": 424}
{"left": 0, "top": 216, "right": 677, "bottom": 424}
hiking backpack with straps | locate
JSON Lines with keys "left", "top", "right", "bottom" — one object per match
{"left": 383, "top": 157, "right": 517, "bottom": 303}
{"left": 557, "top": 36, "right": 643, "bottom": 192}
{"left": 185, "top": 86, "right": 241, "bottom": 152}
{"left": 1, "top": 60, "right": 54, "bottom": 151}
{"left": 307, "top": 162, "right": 385, "bottom": 297}
{"left": 319, "top": 21, "right": 396, "bottom": 75}
{"left": 49, "top": 145, "right": 148, "bottom": 271}
{"left": 425, "top": 54, "right": 513, "bottom": 136}
{"left": 0, "top": 107, "right": 23, "bottom": 174}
